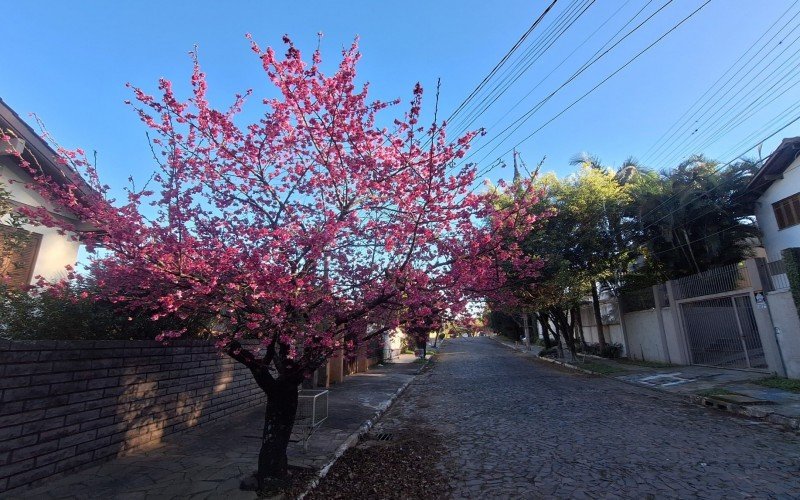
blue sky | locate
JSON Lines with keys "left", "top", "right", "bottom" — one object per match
{"left": 3, "top": 0, "right": 799, "bottom": 194}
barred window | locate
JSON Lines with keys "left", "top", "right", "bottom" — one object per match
{"left": 772, "top": 192, "right": 800, "bottom": 230}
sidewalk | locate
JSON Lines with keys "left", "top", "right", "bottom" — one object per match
{"left": 491, "top": 335, "right": 800, "bottom": 431}
{"left": 11, "top": 357, "right": 423, "bottom": 499}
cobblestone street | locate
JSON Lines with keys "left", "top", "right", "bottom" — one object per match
{"left": 372, "top": 337, "right": 800, "bottom": 498}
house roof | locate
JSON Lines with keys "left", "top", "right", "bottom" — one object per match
{"left": 743, "top": 136, "right": 800, "bottom": 200}
{"left": 0, "top": 97, "right": 94, "bottom": 197}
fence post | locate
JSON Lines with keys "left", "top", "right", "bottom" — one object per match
{"left": 744, "top": 258, "right": 765, "bottom": 291}
{"left": 745, "top": 259, "right": 788, "bottom": 376}
{"left": 652, "top": 284, "right": 672, "bottom": 364}
{"left": 329, "top": 349, "right": 344, "bottom": 384}
{"left": 665, "top": 279, "right": 692, "bottom": 365}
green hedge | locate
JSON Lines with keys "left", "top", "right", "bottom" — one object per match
{"left": 782, "top": 247, "right": 800, "bottom": 312}
{"left": 0, "top": 284, "right": 208, "bottom": 341}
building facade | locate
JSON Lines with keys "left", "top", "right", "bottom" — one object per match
{"left": 746, "top": 137, "right": 800, "bottom": 261}
{"left": 0, "top": 97, "right": 90, "bottom": 286}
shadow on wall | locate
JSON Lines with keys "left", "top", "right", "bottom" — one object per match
{"left": 114, "top": 347, "right": 254, "bottom": 455}
{"left": 0, "top": 340, "right": 266, "bottom": 493}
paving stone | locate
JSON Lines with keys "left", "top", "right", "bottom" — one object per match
{"left": 369, "top": 337, "right": 800, "bottom": 498}
{"left": 9, "top": 361, "right": 420, "bottom": 499}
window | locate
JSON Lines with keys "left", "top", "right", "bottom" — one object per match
{"left": 0, "top": 225, "right": 42, "bottom": 288}
{"left": 772, "top": 192, "right": 800, "bottom": 230}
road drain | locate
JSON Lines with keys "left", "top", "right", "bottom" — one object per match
{"left": 366, "top": 432, "right": 394, "bottom": 441}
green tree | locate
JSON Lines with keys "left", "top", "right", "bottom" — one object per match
{"left": 630, "top": 156, "right": 759, "bottom": 281}
{"left": 546, "top": 163, "right": 635, "bottom": 351}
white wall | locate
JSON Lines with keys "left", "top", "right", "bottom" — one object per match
{"left": 623, "top": 309, "right": 665, "bottom": 362}
{"left": 0, "top": 157, "right": 81, "bottom": 283}
{"left": 578, "top": 304, "right": 625, "bottom": 354}
{"left": 767, "top": 290, "right": 800, "bottom": 379}
{"left": 383, "top": 328, "right": 404, "bottom": 360}
{"left": 755, "top": 158, "right": 800, "bottom": 261}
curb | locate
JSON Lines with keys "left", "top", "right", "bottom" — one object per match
{"left": 296, "top": 354, "right": 435, "bottom": 499}
{"left": 534, "top": 354, "right": 597, "bottom": 375}
{"left": 493, "top": 338, "right": 595, "bottom": 375}
{"left": 489, "top": 335, "right": 800, "bottom": 434}
{"left": 686, "top": 394, "right": 800, "bottom": 432}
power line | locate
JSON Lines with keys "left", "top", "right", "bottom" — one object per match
{"left": 642, "top": 2, "right": 800, "bottom": 167}
{"left": 648, "top": 29, "right": 800, "bottom": 169}
{"left": 449, "top": 0, "right": 596, "bottom": 138}
{"left": 636, "top": 49, "right": 800, "bottom": 224}
{"left": 637, "top": 109, "right": 800, "bottom": 234}
{"left": 685, "top": 54, "right": 800, "bottom": 158}
{"left": 717, "top": 99, "right": 800, "bottom": 160}
{"left": 464, "top": 0, "right": 673, "bottom": 166}
{"left": 445, "top": 0, "right": 560, "bottom": 124}
{"left": 474, "top": 0, "right": 711, "bottom": 170}
{"left": 477, "top": 0, "right": 641, "bottom": 141}
{"left": 638, "top": 0, "right": 799, "bottom": 163}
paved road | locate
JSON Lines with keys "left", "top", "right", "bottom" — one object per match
{"left": 374, "top": 337, "right": 800, "bottom": 498}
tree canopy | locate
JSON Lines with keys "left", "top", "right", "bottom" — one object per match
{"left": 13, "top": 37, "right": 545, "bottom": 484}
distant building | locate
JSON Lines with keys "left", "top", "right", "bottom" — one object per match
{"left": 744, "top": 137, "right": 800, "bottom": 261}
{"left": 0, "top": 97, "right": 94, "bottom": 286}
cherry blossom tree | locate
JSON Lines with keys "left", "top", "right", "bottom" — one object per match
{"left": 17, "top": 36, "right": 544, "bottom": 486}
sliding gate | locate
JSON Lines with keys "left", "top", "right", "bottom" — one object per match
{"left": 680, "top": 295, "right": 767, "bottom": 369}
{"left": 675, "top": 263, "right": 767, "bottom": 370}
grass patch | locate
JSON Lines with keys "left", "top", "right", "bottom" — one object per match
{"left": 754, "top": 376, "right": 800, "bottom": 393}
{"left": 695, "top": 388, "right": 737, "bottom": 398}
{"left": 619, "top": 359, "right": 675, "bottom": 368}
{"left": 576, "top": 362, "right": 626, "bottom": 375}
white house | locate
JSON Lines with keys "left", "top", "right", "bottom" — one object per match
{"left": 745, "top": 137, "right": 800, "bottom": 261}
{"left": 0, "top": 97, "right": 93, "bottom": 287}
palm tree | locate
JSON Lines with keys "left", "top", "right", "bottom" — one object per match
{"left": 634, "top": 157, "right": 760, "bottom": 279}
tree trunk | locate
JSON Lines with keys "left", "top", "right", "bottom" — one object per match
{"left": 682, "top": 228, "right": 702, "bottom": 274}
{"left": 551, "top": 308, "right": 577, "bottom": 360}
{"left": 540, "top": 311, "right": 563, "bottom": 358}
{"left": 591, "top": 282, "right": 608, "bottom": 352}
{"left": 257, "top": 378, "right": 299, "bottom": 487}
{"left": 537, "top": 312, "right": 553, "bottom": 348}
{"left": 569, "top": 306, "right": 583, "bottom": 354}
{"left": 574, "top": 305, "right": 588, "bottom": 350}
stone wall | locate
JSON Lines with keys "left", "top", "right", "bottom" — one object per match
{"left": 0, "top": 339, "right": 266, "bottom": 493}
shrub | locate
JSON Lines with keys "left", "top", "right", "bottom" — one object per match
{"left": 538, "top": 346, "right": 559, "bottom": 358}
{"left": 581, "top": 342, "right": 623, "bottom": 359}
{"left": 782, "top": 247, "right": 800, "bottom": 312}
{"left": 0, "top": 282, "right": 209, "bottom": 341}
{"left": 486, "top": 310, "right": 523, "bottom": 340}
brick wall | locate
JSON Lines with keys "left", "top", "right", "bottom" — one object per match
{"left": 0, "top": 339, "right": 266, "bottom": 493}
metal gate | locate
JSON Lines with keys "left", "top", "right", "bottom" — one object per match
{"left": 680, "top": 294, "right": 767, "bottom": 370}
